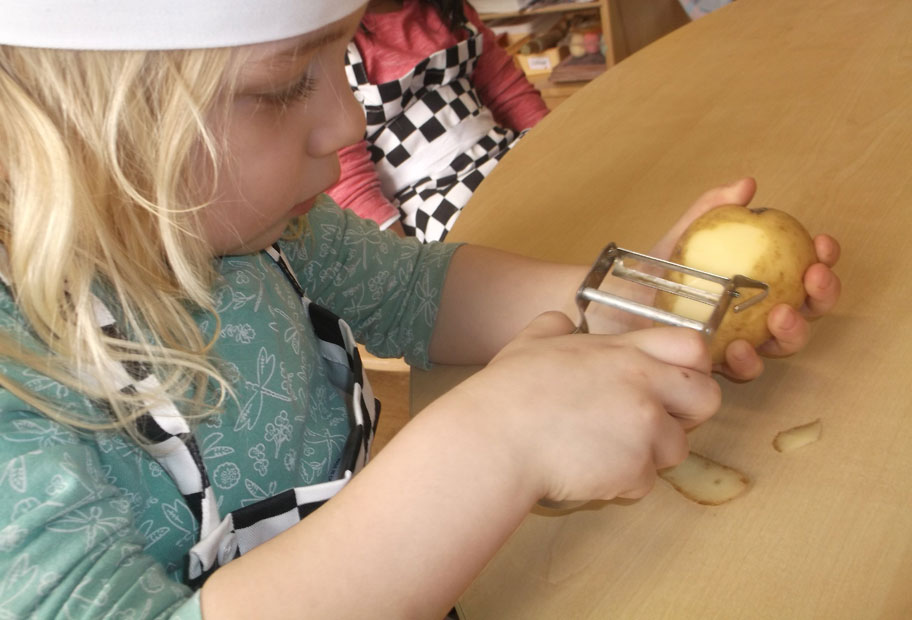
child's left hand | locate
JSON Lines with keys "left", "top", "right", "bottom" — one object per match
{"left": 648, "top": 177, "right": 842, "bottom": 381}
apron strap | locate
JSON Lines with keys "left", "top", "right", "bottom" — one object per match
{"left": 75, "top": 243, "right": 379, "bottom": 587}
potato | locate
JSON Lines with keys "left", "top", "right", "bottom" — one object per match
{"left": 655, "top": 206, "right": 817, "bottom": 363}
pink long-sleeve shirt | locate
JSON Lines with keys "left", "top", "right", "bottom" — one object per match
{"left": 327, "top": 0, "right": 550, "bottom": 228}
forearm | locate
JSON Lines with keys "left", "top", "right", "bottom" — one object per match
{"left": 200, "top": 389, "right": 538, "bottom": 619}
{"left": 429, "top": 244, "right": 586, "bottom": 364}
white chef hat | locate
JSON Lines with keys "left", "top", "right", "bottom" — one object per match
{"left": 0, "top": 0, "right": 366, "bottom": 51}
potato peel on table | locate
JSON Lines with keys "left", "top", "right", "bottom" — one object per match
{"left": 659, "top": 419, "right": 822, "bottom": 506}
{"left": 773, "top": 418, "right": 822, "bottom": 453}
{"left": 659, "top": 452, "right": 750, "bottom": 505}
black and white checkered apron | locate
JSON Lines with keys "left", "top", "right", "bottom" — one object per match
{"left": 346, "top": 22, "right": 524, "bottom": 242}
{"left": 54, "top": 244, "right": 379, "bottom": 588}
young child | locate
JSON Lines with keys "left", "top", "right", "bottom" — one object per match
{"left": 0, "top": 1, "right": 840, "bottom": 618}
{"left": 327, "top": 0, "right": 550, "bottom": 241}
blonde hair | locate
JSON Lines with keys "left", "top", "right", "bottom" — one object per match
{"left": 0, "top": 44, "right": 242, "bottom": 434}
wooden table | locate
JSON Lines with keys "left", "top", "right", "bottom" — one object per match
{"left": 411, "top": 0, "right": 912, "bottom": 617}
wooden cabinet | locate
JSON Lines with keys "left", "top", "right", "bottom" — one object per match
{"left": 478, "top": 0, "right": 690, "bottom": 69}
{"left": 478, "top": 0, "right": 690, "bottom": 108}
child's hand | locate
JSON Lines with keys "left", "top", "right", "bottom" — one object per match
{"left": 455, "top": 312, "right": 721, "bottom": 503}
{"left": 649, "top": 178, "right": 842, "bottom": 381}
{"left": 722, "top": 232, "right": 840, "bottom": 378}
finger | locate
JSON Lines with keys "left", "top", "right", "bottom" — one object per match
{"left": 757, "top": 304, "right": 810, "bottom": 357}
{"left": 611, "top": 453, "right": 661, "bottom": 500}
{"left": 717, "top": 338, "right": 765, "bottom": 381}
{"left": 697, "top": 177, "right": 758, "bottom": 208}
{"left": 616, "top": 334, "right": 721, "bottom": 428}
{"left": 618, "top": 327, "right": 713, "bottom": 374}
{"left": 814, "top": 234, "right": 841, "bottom": 268}
{"left": 683, "top": 178, "right": 758, "bottom": 224}
{"left": 652, "top": 413, "right": 690, "bottom": 469}
{"left": 653, "top": 362, "right": 722, "bottom": 429}
{"left": 617, "top": 422, "right": 687, "bottom": 498}
{"left": 803, "top": 262, "right": 841, "bottom": 318}
{"left": 651, "top": 178, "right": 758, "bottom": 260}
{"left": 616, "top": 478, "right": 657, "bottom": 500}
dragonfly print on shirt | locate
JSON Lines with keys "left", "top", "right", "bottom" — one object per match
{"left": 235, "top": 347, "right": 293, "bottom": 432}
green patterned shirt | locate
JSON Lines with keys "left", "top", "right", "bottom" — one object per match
{"left": 0, "top": 197, "right": 458, "bottom": 618}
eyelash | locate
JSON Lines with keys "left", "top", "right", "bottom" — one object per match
{"left": 260, "top": 73, "right": 318, "bottom": 106}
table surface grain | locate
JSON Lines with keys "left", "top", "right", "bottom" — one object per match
{"left": 410, "top": 0, "right": 912, "bottom": 617}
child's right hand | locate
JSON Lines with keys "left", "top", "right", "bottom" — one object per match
{"left": 453, "top": 311, "right": 721, "bottom": 504}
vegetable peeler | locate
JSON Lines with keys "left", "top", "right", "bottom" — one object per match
{"left": 537, "top": 243, "right": 768, "bottom": 511}
{"left": 573, "top": 243, "right": 769, "bottom": 336}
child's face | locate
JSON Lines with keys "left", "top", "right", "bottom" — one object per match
{"left": 198, "top": 8, "right": 366, "bottom": 255}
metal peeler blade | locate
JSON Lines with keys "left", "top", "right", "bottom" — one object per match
{"left": 574, "top": 243, "right": 769, "bottom": 336}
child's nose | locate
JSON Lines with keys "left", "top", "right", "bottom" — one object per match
{"left": 339, "top": 88, "right": 368, "bottom": 148}
{"left": 308, "top": 65, "right": 366, "bottom": 157}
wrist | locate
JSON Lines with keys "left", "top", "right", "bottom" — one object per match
{"left": 420, "top": 374, "right": 545, "bottom": 508}
{"left": 437, "top": 369, "right": 551, "bottom": 505}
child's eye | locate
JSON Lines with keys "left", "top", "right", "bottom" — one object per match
{"left": 258, "top": 73, "right": 317, "bottom": 106}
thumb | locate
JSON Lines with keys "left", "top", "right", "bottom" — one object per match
{"left": 651, "top": 178, "right": 758, "bottom": 260}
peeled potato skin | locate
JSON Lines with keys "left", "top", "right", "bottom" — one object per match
{"left": 659, "top": 452, "right": 750, "bottom": 505}
{"left": 773, "top": 418, "right": 822, "bottom": 452}
{"left": 656, "top": 206, "right": 817, "bottom": 363}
